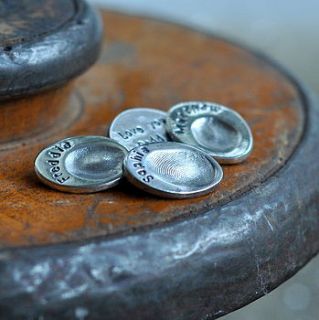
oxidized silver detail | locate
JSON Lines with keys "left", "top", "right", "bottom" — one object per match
{"left": 166, "top": 101, "right": 253, "bottom": 163}
{"left": 109, "top": 108, "right": 169, "bottom": 151}
{"left": 35, "top": 136, "right": 127, "bottom": 193}
{"left": 124, "top": 142, "right": 223, "bottom": 198}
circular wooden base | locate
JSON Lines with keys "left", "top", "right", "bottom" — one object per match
{"left": 0, "top": 10, "right": 318, "bottom": 320}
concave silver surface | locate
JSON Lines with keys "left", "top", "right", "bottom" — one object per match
{"left": 124, "top": 142, "right": 223, "bottom": 198}
{"left": 166, "top": 101, "right": 254, "bottom": 163}
{"left": 109, "top": 108, "right": 170, "bottom": 151}
{"left": 35, "top": 136, "right": 127, "bottom": 193}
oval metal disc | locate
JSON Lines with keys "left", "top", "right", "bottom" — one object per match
{"left": 124, "top": 142, "right": 223, "bottom": 198}
{"left": 109, "top": 108, "right": 170, "bottom": 150}
{"left": 166, "top": 101, "right": 253, "bottom": 163}
{"left": 35, "top": 136, "right": 127, "bottom": 193}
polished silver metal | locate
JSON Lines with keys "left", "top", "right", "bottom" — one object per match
{"left": 124, "top": 142, "right": 223, "bottom": 198}
{"left": 109, "top": 108, "right": 169, "bottom": 151}
{"left": 35, "top": 136, "right": 127, "bottom": 193}
{"left": 166, "top": 101, "right": 253, "bottom": 164}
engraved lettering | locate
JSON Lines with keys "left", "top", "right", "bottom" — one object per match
{"left": 149, "top": 136, "right": 159, "bottom": 143}
{"left": 208, "top": 104, "right": 221, "bottom": 113}
{"left": 61, "top": 141, "right": 72, "bottom": 149}
{"left": 137, "top": 169, "right": 147, "bottom": 176}
{"left": 47, "top": 140, "right": 73, "bottom": 159}
{"left": 53, "top": 146, "right": 64, "bottom": 152}
{"left": 53, "top": 172, "right": 63, "bottom": 178}
{"left": 172, "top": 108, "right": 189, "bottom": 134}
{"left": 57, "top": 176, "right": 70, "bottom": 184}
{"left": 130, "top": 154, "right": 143, "bottom": 162}
{"left": 149, "top": 118, "right": 166, "bottom": 130}
{"left": 50, "top": 166, "right": 60, "bottom": 173}
{"left": 136, "top": 134, "right": 166, "bottom": 146}
{"left": 130, "top": 147, "right": 153, "bottom": 184}
{"left": 117, "top": 132, "right": 129, "bottom": 140}
{"left": 133, "top": 162, "right": 144, "bottom": 169}
{"left": 47, "top": 160, "right": 59, "bottom": 166}
{"left": 46, "top": 160, "right": 70, "bottom": 184}
{"left": 45, "top": 140, "right": 74, "bottom": 183}
{"left": 172, "top": 103, "right": 223, "bottom": 135}
{"left": 140, "top": 146, "right": 150, "bottom": 154}
{"left": 48, "top": 151, "right": 61, "bottom": 159}
{"left": 117, "top": 126, "right": 145, "bottom": 140}
{"left": 143, "top": 175, "right": 154, "bottom": 183}
{"left": 191, "top": 104, "right": 200, "bottom": 113}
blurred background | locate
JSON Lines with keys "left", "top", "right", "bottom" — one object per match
{"left": 90, "top": 1, "right": 319, "bottom": 319}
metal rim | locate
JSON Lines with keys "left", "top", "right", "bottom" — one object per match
{"left": 34, "top": 136, "right": 127, "bottom": 193}
{"left": 123, "top": 142, "right": 223, "bottom": 199}
{"left": 166, "top": 101, "right": 254, "bottom": 164}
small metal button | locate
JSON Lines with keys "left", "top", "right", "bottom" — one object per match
{"left": 166, "top": 101, "right": 253, "bottom": 163}
{"left": 109, "top": 108, "right": 169, "bottom": 150}
{"left": 124, "top": 142, "right": 223, "bottom": 198}
{"left": 35, "top": 136, "right": 127, "bottom": 193}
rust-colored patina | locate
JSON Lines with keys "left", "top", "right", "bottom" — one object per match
{"left": 0, "top": 11, "right": 304, "bottom": 247}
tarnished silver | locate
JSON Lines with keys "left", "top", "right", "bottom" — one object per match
{"left": 124, "top": 142, "right": 223, "bottom": 198}
{"left": 166, "top": 101, "right": 253, "bottom": 163}
{"left": 35, "top": 136, "right": 127, "bottom": 193}
{"left": 109, "top": 108, "right": 169, "bottom": 151}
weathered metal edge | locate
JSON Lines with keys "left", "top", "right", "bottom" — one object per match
{"left": 0, "top": 13, "right": 318, "bottom": 320}
{"left": 0, "top": 0, "right": 103, "bottom": 100}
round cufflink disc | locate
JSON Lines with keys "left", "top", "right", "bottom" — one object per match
{"left": 124, "top": 142, "right": 223, "bottom": 199}
{"left": 109, "top": 108, "right": 170, "bottom": 151}
{"left": 166, "top": 101, "right": 253, "bottom": 164}
{"left": 35, "top": 136, "right": 127, "bottom": 193}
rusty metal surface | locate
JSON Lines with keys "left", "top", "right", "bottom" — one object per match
{"left": 0, "top": 0, "right": 102, "bottom": 100}
{"left": 0, "top": 9, "right": 318, "bottom": 320}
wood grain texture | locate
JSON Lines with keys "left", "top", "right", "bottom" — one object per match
{"left": 0, "top": 11, "right": 304, "bottom": 247}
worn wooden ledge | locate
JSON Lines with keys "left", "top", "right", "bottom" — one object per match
{"left": 0, "top": 8, "right": 318, "bottom": 320}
